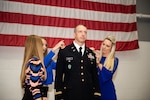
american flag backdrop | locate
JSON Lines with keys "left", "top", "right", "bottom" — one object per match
{"left": 0, "top": 0, "right": 139, "bottom": 51}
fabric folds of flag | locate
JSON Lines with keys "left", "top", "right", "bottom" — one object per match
{"left": 0, "top": 0, "right": 139, "bottom": 51}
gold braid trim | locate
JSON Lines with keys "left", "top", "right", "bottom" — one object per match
{"left": 55, "top": 91, "right": 62, "bottom": 95}
{"left": 94, "top": 92, "right": 101, "bottom": 96}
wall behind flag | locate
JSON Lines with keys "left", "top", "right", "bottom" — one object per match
{"left": 136, "top": 0, "right": 150, "bottom": 41}
{"left": 0, "top": 41, "right": 150, "bottom": 100}
{"left": 0, "top": 0, "right": 139, "bottom": 51}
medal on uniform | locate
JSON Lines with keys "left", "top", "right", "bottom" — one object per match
{"left": 88, "top": 53, "right": 95, "bottom": 60}
{"left": 68, "top": 64, "right": 72, "bottom": 69}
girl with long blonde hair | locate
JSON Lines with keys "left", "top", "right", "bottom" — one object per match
{"left": 20, "top": 35, "right": 46, "bottom": 100}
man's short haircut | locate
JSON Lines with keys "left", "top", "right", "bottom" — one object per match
{"left": 74, "top": 24, "right": 87, "bottom": 32}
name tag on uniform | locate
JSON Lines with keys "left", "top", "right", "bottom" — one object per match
{"left": 66, "top": 57, "right": 73, "bottom": 62}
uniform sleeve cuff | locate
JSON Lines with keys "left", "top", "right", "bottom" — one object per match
{"left": 94, "top": 92, "right": 101, "bottom": 96}
{"left": 55, "top": 91, "right": 62, "bottom": 95}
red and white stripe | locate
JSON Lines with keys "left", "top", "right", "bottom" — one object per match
{"left": 0, "top": 0, "right": 139, "bottom": 51}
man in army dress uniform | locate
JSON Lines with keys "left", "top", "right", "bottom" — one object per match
{"left": 55, "top": 24, "right": 101, "bottom": 100}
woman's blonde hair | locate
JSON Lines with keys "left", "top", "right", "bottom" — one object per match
{"left": 20, "top": 35, "right": 46, "bottom": 88}
{"left": 99, "top": 35, "right": 116, "bottom": 71}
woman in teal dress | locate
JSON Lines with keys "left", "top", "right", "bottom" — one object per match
{"left": 95, "top": 35, "right": 119, "bottom": 100}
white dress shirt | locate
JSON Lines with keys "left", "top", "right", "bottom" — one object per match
{"left": 73, "top": 41, "right": 85, "bottom": 56}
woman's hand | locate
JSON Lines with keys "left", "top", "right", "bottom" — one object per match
{"left": 97, "top": 63, "right": 103, "bottom": 70}
{"left": 52, "top": 40, "right": 65, "bottom": 52}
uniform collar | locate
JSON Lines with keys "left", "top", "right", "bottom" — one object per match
{"left": 73, "top": 41, "right": 85, "bottom": 53}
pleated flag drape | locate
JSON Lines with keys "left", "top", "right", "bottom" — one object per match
{"left": 0, "top": 0, "right": 139, "bottom": 51}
